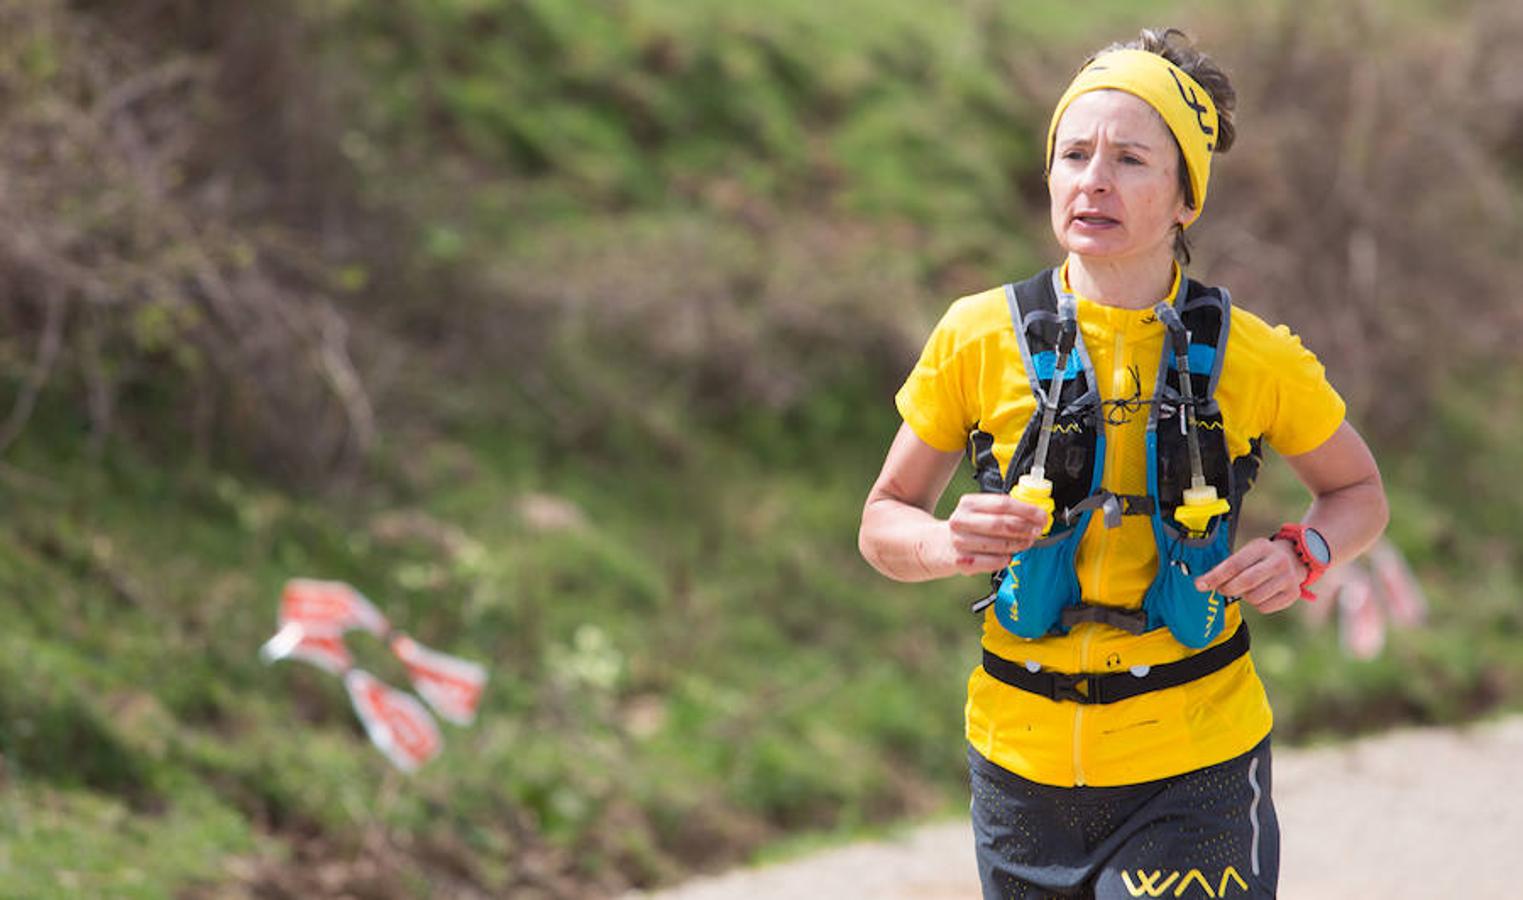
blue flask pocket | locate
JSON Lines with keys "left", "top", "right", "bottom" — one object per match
{"left": 993, "top": 532, "right": 1083, "bottom": 639}
{"left": 1144, "top": 524, "right": 1233, "bottom": 648}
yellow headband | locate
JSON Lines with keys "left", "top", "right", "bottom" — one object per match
{"left": 1045, "top": 49, "right": 1219, "bottom": 227}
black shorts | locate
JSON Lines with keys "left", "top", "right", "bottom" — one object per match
{"left": 969, "top": 738, "right": 1280, "bottom": 899}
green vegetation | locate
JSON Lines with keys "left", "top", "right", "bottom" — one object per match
{"left": 3, "top": 0, "right": 1523, "bottom": 897}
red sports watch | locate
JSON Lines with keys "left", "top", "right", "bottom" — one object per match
{"left": 1273, "top": 524, "right": 1332, "bottom": 601}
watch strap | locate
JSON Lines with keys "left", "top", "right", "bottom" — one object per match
{"left": 1274, "top": 523, "right": 1328, "bottom": 601}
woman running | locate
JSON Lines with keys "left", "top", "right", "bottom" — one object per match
{"left": 858, "top": 27, "right": 1388, "bottom": 899}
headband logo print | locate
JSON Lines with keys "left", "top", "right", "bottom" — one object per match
{"left": 1167, "top": 69, "right": 1215, "bottom": 152}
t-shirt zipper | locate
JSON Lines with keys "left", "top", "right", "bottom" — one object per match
{"left": 1075, "top": 324, "right": 1132, "bottom": 786}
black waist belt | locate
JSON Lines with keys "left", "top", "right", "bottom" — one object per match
{"left": 981, "top": 624, "right": 1251, "bottom": 705}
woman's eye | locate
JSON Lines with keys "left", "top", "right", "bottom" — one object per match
{"left": 1062, "top": 149, "right": 1086, "bottom": 161}
{"left": 1120, "top": 155, "right": 1143, "bottom": 165}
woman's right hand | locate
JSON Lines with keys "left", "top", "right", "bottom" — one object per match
{"left": 861, "top": 424, "right": 1054, "bottom": 583}
{"left": 946, "top": 493, "right": 1051, "bottom": 574}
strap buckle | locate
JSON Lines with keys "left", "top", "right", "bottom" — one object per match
{"left": 1050, "top": 672, "right": 1095, "bottom": 704}
{"left": 970, "top": 590, "right": 997, "bottom": 614}
{"left": 1064, "top": 491, "right": 1155, "bottom": 528}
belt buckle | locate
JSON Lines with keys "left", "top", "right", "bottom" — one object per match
{"left": 1051, "top": 673, "right": 1094, "bottom": 704}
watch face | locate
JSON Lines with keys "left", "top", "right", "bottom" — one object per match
{"left": 1303, "top": 527, "right": 1332, "bottom": 565}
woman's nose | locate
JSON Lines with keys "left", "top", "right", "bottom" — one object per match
{"left": 1076, "top": 156, "right": 1111, "bottom": 193}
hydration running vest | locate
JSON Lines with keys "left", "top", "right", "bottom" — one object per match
{"left": 970, "top": 268, "right": 1263, "bottom": 649}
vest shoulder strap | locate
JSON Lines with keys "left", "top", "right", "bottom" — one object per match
{"left": 1175, "top": 280, "right": 1232, "bottom": 402}
{"left": 1148, "top": 277, "right": 1238, "bottom": 533}
{"left": 999, "top": 269, "right": 1103, "bottom": 509}
{"left": 1004, "top": 268, "right": 1059, "bottom": 405}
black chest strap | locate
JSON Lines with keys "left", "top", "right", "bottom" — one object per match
{"left": 980, "top": 624, "right": 1250, "bottom": 704}
{"left": 1063, "top": 491, "right": 1155, "bottom": 529}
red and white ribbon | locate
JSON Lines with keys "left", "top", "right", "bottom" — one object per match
{"left": 261, "top": 578, "right": 487, "bottom": 771}
{"left": 259, "top": 622, "right": 353, "bottom": 675}
{"left": 344, "top": 669, "right": 444, "bottom": 772}
{"left": 279, "top": 578, "right": 390, "bottom": 637}
{"left": 390, "top": 633, "right": 487, "bottom": 726}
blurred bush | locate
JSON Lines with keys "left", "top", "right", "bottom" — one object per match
{"left": 13, "top": 0, "right": 1520, "bottom": 473}
{"left": 1198, "top": 0, "right": 1523, "bottom": 437}
{"left": 0, "top": 1, "right": 410, "bottom": 480}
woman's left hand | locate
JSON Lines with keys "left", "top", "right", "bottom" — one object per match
{"left": 1194, "top": 537, "right": 1307, "bottom": 615}
{"left": 1195, "top": 422, "right": 1390, "bottom": 615}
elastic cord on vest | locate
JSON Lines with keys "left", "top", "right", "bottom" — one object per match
{"left": 981, "top": 624, "right": 1250, "bottom": 705}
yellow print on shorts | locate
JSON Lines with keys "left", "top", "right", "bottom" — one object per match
{"left": 1121, "top": 865, "right": 1249, "bottom": 897}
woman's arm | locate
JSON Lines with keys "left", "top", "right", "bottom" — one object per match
{"left": 859, "top": 423, "right": 1048, "bottom": 582}
{"left": 1195, "top": 421, "right": 1389, "bottom": 613}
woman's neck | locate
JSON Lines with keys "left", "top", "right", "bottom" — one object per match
{"left": 1065, "top": 252, "right": 1178, "bottom": 310}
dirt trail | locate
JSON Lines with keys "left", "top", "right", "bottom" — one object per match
{"left": 633, "top": 717, "right": 1523, "bottom": 899}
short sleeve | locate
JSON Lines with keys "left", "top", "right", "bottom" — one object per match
{"left": 894, "top": 303, "right": 978, "bottom": 453}
{"left": 1260, "top": 324, "right": 1346, "bottom": 456}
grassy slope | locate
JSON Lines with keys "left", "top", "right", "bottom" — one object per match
{"left": 6, "top": 378, "right": 1521, "bottom": 898}
{"left": 0, "top": 394, "right": 971, "bottom": 896}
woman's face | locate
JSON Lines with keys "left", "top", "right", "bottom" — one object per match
{"left": 1048, "top": 90, "right": 1191, "bottom": 265}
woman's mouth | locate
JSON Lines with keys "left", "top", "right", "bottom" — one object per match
{"left": 1073, "top": 213, "right": 1119, "bottom": 227}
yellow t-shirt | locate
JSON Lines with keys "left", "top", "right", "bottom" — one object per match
{"left": 895, "top": 265, "right": 1345, "bottom": 787}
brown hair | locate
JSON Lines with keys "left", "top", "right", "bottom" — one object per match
{"left": 1088, "top": 28, "right": 1237, "bottom": 265}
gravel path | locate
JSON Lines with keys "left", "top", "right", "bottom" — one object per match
{"left": 634, "top": 717, "right": 1523, "bottom": 899}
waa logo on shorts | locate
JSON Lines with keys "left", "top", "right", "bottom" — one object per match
{"left": 1122, "top": 866, "right": 1249, "bottom": 897}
